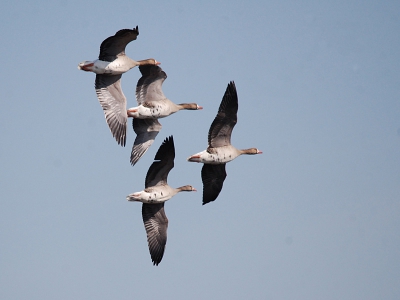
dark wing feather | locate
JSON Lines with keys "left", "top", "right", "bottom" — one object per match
{"left": 136, "top": 65, "right": 167, "bottom": 105}
{"left": 208, "top": 81, "right": 238, "bottom": 148}
{"left": 99, "top": 26, "right": 139, "bottom": 61}
{"left": 95, "top": 74, "right": 127, "bottom": 146}
{"left": 201, "top": 164, "right": 227, "bottom": 205}
{"left": 145, "top": 136, "right": 175, "bottom": 188}
{"left": 142, "top": 203, "right": 168, "bottom": 266}
{"left": 130, "top": 119, "right": 162, "bottom": 166}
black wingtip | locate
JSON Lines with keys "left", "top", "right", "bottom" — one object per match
{"left": 152, "top": 260, "right": 161, "bottom": 266}
{"left": 114, "top": 26, "right": 139, "bottom": 37}
{"left": 226, "top": 81, "right": 237, "bottom": 97}
{"left": 154, "top": 135, "right": 175, "bottom": 161}
{"left": 216, "top": 81, "right": 238, "bottom": 116}
{"left": 202, "top": 198, "right": 216, "bottom": 205}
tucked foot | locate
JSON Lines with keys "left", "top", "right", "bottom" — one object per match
{"left": 126, "top": 193, "right": 141, "bottom": 201}
{"left": 187, "top": 155, "right": 201, "bottom": 162}
{"left": 127, "top": 108, "right": 139, "bottom": 118}
{"left": 78, "top": 61, "right": 94, "bottom": 71}
{"left": 81, "top": 63, "right": 94, "bottom": 71}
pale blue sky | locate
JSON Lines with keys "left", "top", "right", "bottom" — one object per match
{"left": 1, "top": 1, "right": 400, "bottom": 299}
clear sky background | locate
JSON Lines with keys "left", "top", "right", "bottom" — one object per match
{"left": 1, "top": 1, "right": 399, "bottom": 299}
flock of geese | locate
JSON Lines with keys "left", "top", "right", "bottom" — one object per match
{"left": 78, "top": 26, "right": 262, "bottom": 265}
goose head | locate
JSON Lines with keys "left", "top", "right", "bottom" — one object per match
{"left": 137, "top": 58, "right": 161, "bottom": 66}
{"left": 241, "top": 148, "right": 262, "bottom": 155}
{"left": 177, "top": 185, "right": 197, "bottom": 192}
{"left": 177, "top": 103, "right": 203, "bottom": 110}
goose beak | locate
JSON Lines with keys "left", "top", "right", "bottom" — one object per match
{"left": 197, "top": 105, "right": 203, "bottom": 110}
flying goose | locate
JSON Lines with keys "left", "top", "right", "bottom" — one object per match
{"left": 127, "top": 136, "right": 196, "bottom": 265}
{"left": 187, "top": 81, "right": 262, "bottom": 205}
{"left": 128, "top": 65, "right": 203, "bottom": 166}
{"left": 78, "top": 26, "right": 159, "bottom": 75}
{"left": 78, "top": 27, "right": 159, "bottom": 146}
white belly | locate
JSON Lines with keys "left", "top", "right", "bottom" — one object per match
{"left": 135, "top": 104, "right": 175, "bottom": 119}
{"left": 193, "top": 147, "right": 239, "bottom": 164}
{"left": 127, "top": 187, "right": 173, "bottom": 203}
{"left": 140, "top": 190, "right": 172, "bottom": 203}
{"left": 93, "top": 59, "right": 133, "bottom": 75}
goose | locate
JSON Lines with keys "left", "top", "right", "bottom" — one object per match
{"left": 78, "top": 27, "right": 160, "bottom": 146}
{"left": 128, "top": 65, "right": 203, "bottom": 166}
{"left": 126, "top": 136, "right": 196, "bottom": 266}
{"left": 187, "top": 81, "right": 262, "bottom": 205}
{"left": 78, "top": 26, "right": 159, "bottom": 75}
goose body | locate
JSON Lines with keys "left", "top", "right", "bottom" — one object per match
{"left": 78, "top": 57, "right": 158, "bottom": 75}
{"left": 127, "top": 185, "right": 195, "bottom": 204}
{"left": 187, "top": 146, "right": 242, "bottom": 164}
{"left": 187, "top": 81, "right": 262, "bottom": 204}
{"left": 129, "top": 65, "right": 202, "bottom": 166}
{"left": 128, "top": 100, "right": 201, "bottom": 119}
{"left": 188, "top": 146, "right": 261, "bottom": 164}
{"left": 126, "top": 136, "right": 196, "bottom": 265}
{"left": 78, "top": 27, "right": 159, "bottom": 146}
{"left": 78, "top": 27, "right": 159, "bottom": 75}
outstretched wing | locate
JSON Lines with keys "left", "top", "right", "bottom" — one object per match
{"left": 208, "top": 81, "right": 238, "bottom": 148}
{"left": 130, "top": 119, "right": 162, "bottom": 166}
{"left": 201, "top": 164, "right": 227, "bottom": 205}
{"left": 99, "top": 26, "right": 139, "bottom": 61}
{"left": 145, "top": 136, "right": 175, "bottom": 188}
{"left": 136, "top": 65, "right": 167, "bottom": 105}
{"left": 95, "top": 74, "right": 127, "bottom": 146}
{"left": 142, "top": 203, "right": 168, "bottom": 266}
